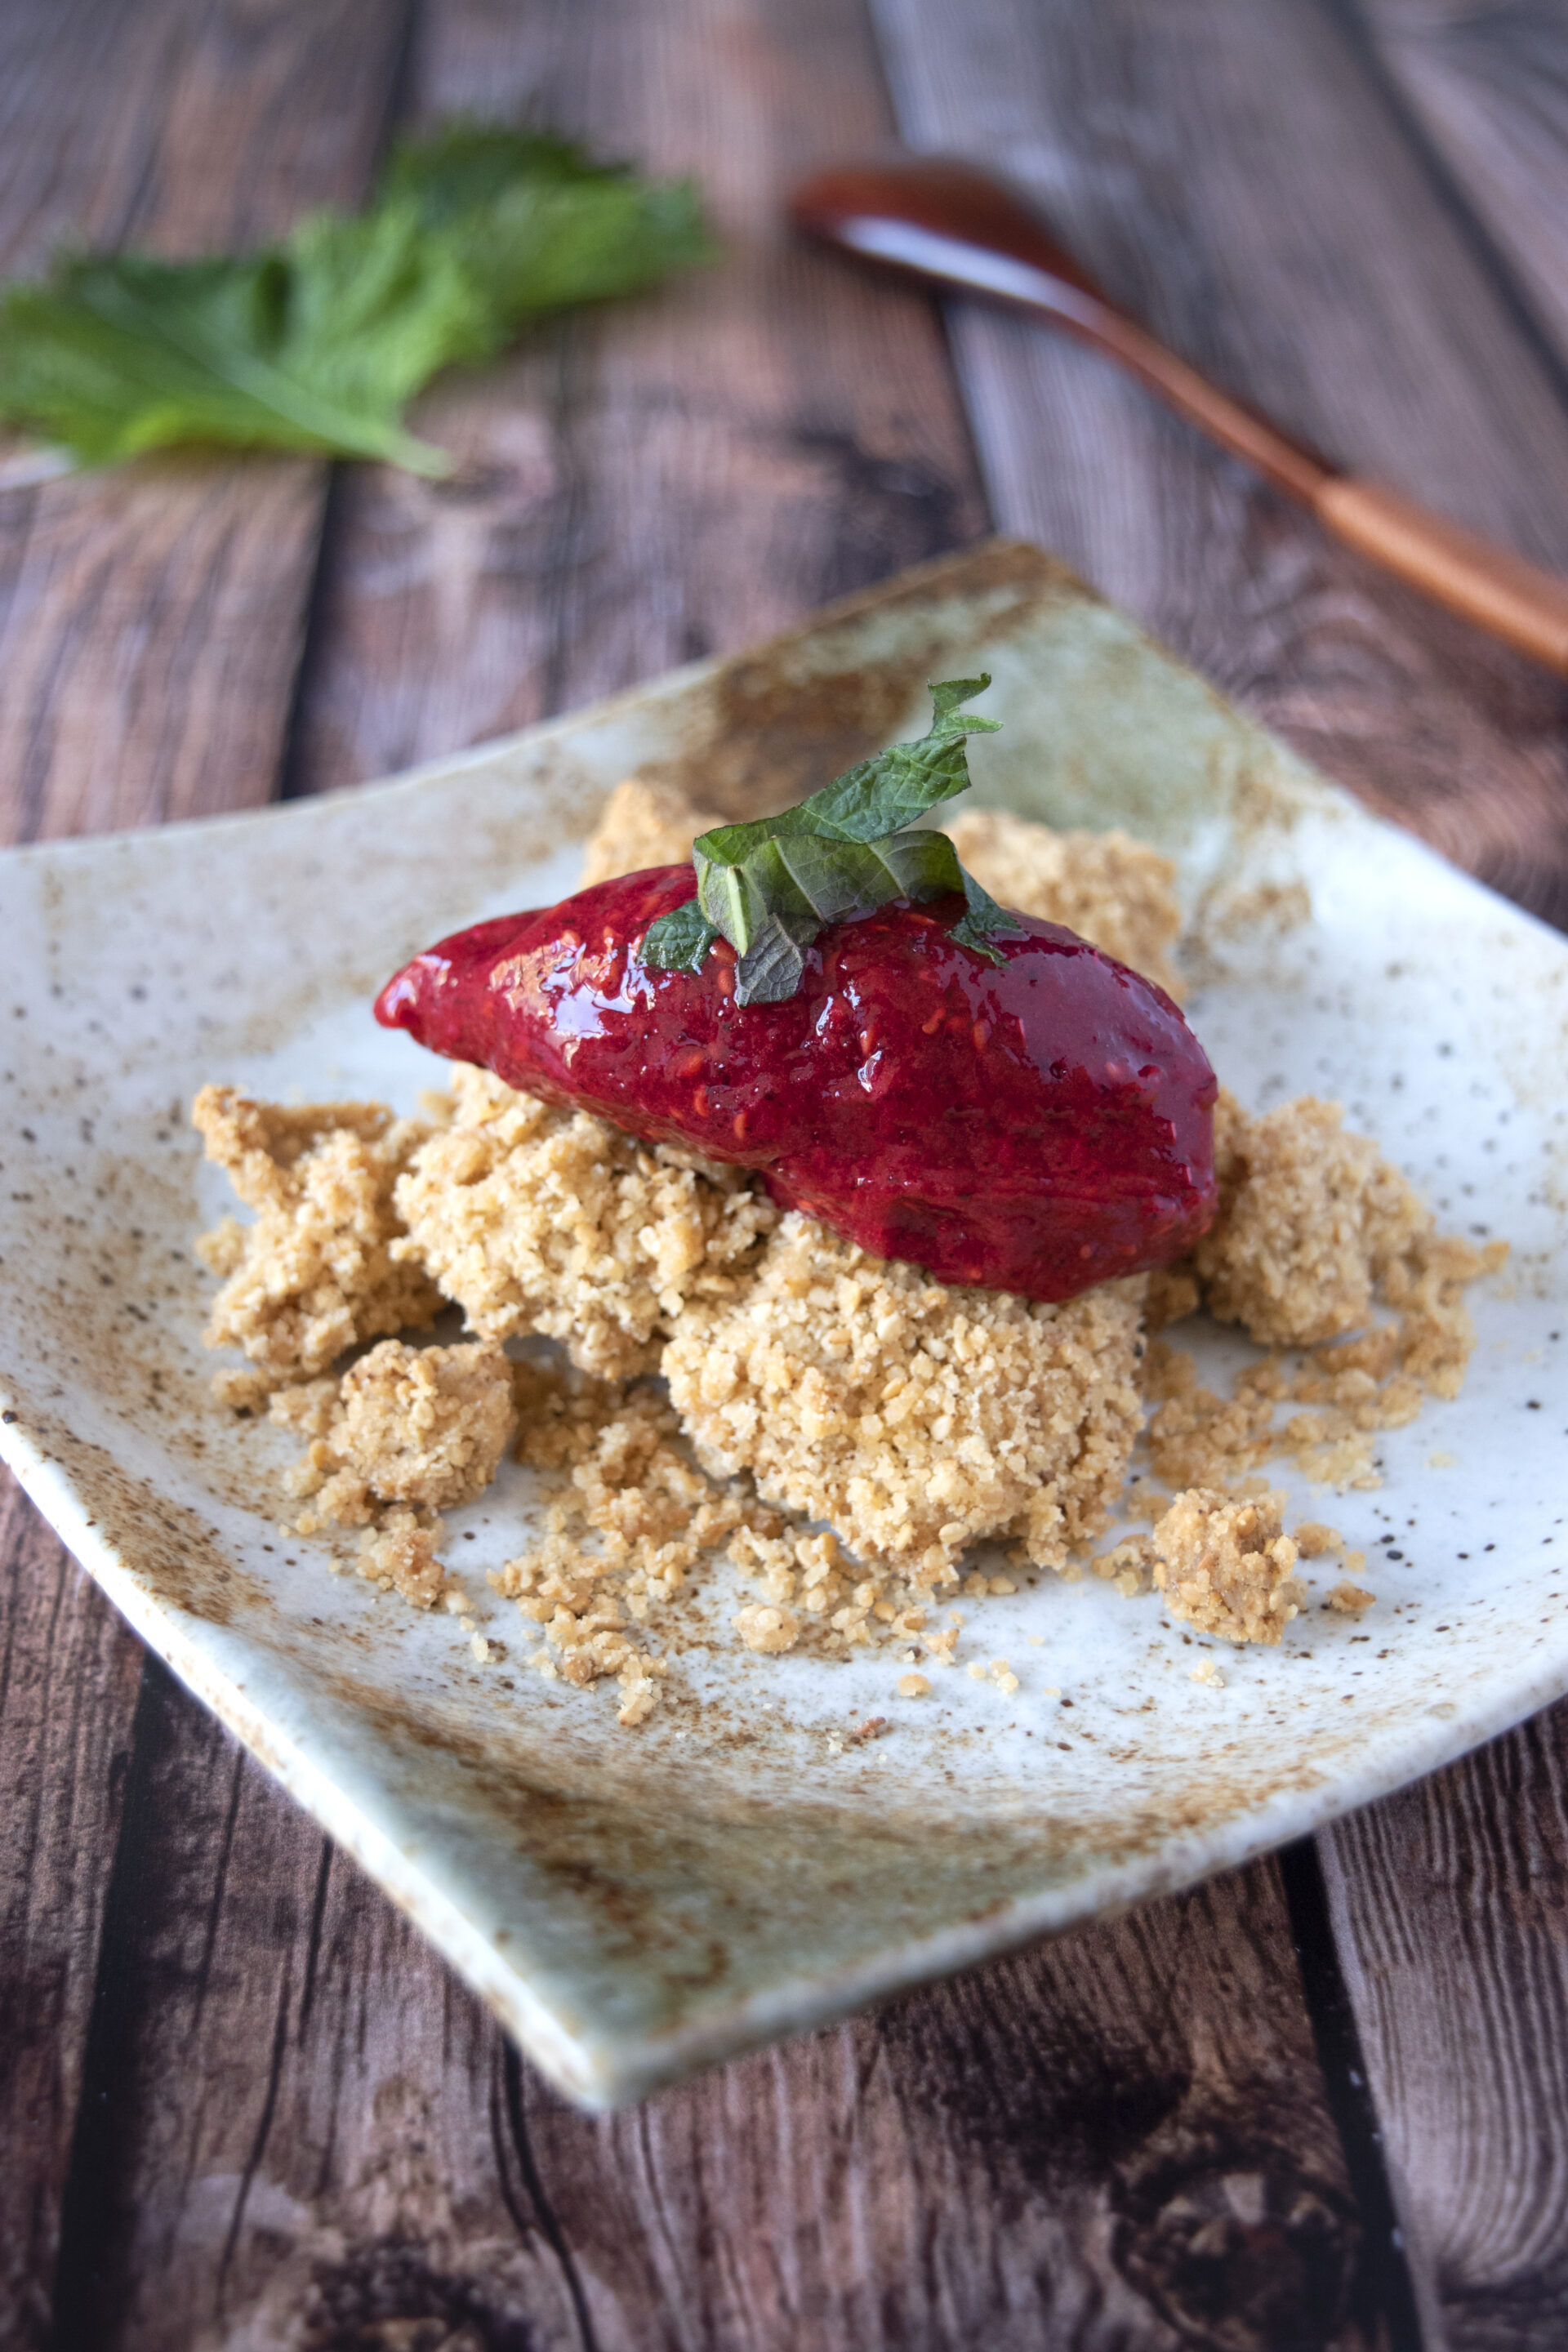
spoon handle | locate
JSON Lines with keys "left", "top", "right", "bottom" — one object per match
{"left": 1314, "top": 478, "right": 1568, "bottom": 675}
{"left": 794, "top": 160, "right": 1568, "bottom": 677}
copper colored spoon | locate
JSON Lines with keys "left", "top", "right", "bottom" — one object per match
{"left": 791, "top": 157, "right": 1568, "bottom": 678}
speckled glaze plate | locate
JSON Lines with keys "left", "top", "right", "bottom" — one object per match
{"left": 3, "top": 541, "right": 1564, "bottom": 2107}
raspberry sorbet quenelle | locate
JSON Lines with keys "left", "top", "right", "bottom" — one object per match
{"left": 375, "top": 678, "right": 1220, "bottom": 1301}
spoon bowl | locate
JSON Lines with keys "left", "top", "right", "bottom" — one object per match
{"left": 790, "top": 154, "right": 1568, "bottom": 676}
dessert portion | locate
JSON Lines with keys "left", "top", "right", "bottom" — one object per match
{"left": 193, "top": 692, "right": 1505, "bottom": 1722}
{"left": 376, "top": 684, "right": 1218, "bottom": 1302}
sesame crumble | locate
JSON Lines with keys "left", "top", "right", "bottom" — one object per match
{"left": 1150, "top": 1489, "right": 1303, "bottom": 1647}
{"left": 193, "top": 1085, "right": 440, "bottom": 1405}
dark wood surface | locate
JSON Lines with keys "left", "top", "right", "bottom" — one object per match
{"left": 3, "top": 2, "right": 1567, "bottom": 2345}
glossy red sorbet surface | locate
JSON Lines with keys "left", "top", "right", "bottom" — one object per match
{"left": 375, "top": 865, "right": 1218, "bottom": 1300}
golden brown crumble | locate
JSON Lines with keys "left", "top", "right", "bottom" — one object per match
{"left": 1138, "top": 1089, "right": 1506, "bottom": 1497}
{"left": 1195, "top": 1090, "right": 1432, "bottom": 1349}
{"left": 193, "top": 821, "right": 1510, "bottom": 1712}
{"left": 664, "top": 1211, "right": 1145, "bottom": 1583}
{"left": 194, "top": 1086, "right": 440, "bottom": 1399}
{"left": 945, "top": 808, "right": 1184, "bottom": 997}
{"left": 1151, "top": 1489, "right": 1304, "bottom": 1646}
{"left": 394, "top": 1063, "right": 775, "bottom": 1379}
{"left": 579, "top": 776, "right": 724, "bottom": 887}
{"left": 492, "top": 1372, "right": 746, "bottom": 1724}
{"left": 356, "top": 1510, "right": 448, "bottom": 1610}
{"left": 282, "top": 1338, "right": 516, "bottom": 1533}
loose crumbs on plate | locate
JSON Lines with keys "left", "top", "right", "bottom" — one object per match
{"left": 189, "top": 788, "right": 1510, "bottom": 1722}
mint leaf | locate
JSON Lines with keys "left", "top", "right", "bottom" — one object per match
{"left": 0, "top": 238, "right": 460, "bottom": 471}
{"left": 643, "top": 898, "right": 720, "bottom": 973}
{"left": 643, "top": 679, "right": 1022, "bottom": 1004}
{"left": 385, "top": 122, "right": 712, "bottom": 324}
{"left": 949, "top": 865, "right": 1018, "bottom": 963}
{"left": 697, "top": 675, "right": 1000, "bottom": 868}
{"left": 0, "top": 122, "right": 710, "bottom": 474}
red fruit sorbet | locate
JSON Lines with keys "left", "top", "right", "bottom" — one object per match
{"left": 375, "top": 864, "right": 1218, "bottom": 1302}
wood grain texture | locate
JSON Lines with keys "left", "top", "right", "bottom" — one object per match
{"left": 10, "top": 0, "right": 1568, "bottom": 2343}
{"left": 285, "top": 0, "right": 988, "bottom": 793}
{"left": 533, "top": 1860, "right": 1374, "bottom": 2352}
{"left": 0, "top": 4, "right": 413, "bottom": 2341}
{"left": 1321, "top": 1709, "right": 1568, "bottom": 2352}
{"left": 0, "top": 1493, "right": 142, "bottom": 2352}
{"left": 59, "top": 1662, "right": 1377, "bottom": 2352}
{"left": 0, "top": 0, "right": 412, "bottom": 841}
{"left": 20, "top": 3, "right": 1396, "bottom": 2348}
{"left": 49, "top": 1660, "right": 591, "bottom": 2352}
{"left": 1356, "top": 0, "right": 1568, "bottom": 372}
{"left": 870, "top": 0, "right": 1568, "bottom": 933}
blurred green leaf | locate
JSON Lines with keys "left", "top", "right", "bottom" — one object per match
{"left": 0, "top": 122, "right": 712, "bottom": 474}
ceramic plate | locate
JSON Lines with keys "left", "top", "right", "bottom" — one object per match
{"left": 3, "top": 541, "right": 1564, "bottom": 2107}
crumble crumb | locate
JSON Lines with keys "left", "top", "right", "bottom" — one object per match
{"left": 1151, "top": 1488, "right": 1303, "bottom": 1646}
{"left": 945, "top": 808, "right": 1185, "bottom": 998}
{"left": 356, "top": 1509, "right": 448, "bottom": 1610}
{"left": 734, "top": 1601, "right": 802, "bottom": 1654}
{"left": 579, "top": 775, "right": 724, "bottom": 886}
{"left": 1194, "top": 1090, "right": 1431, "bottom": 1348}
{"left": 665, "top": 1211, "right": 1145, "bottom": 1582}
{"left": 1190, "top": 1657, "right": 1227, "bottom": 1688}
{"left": 493, "top": 1369, "right": 765, "bottom": 1712}
{"left": 898, "top": 1673, "right": 932, "bottom": 1699}
{"left": 1093, "top": 1535, "right": 1158, "bottom": 1597}
{"left": 1293, "top": 1521, "right": 1343, "bottom": 1559}
{"left": 193, "top": 1086, "right": 440, "bottom": 1395}
{"left": 1143, "top": 1342, "right": 1284, "bottom": 1490}
{"left": 1326, "top": 1581, "right": 1375, "bottom": 1618}
{"left": 283, "top": 1339, "right": 516, "bottom": 1532}
{"left": 394, "top": 1063, "right": 775, "bottom": 1379}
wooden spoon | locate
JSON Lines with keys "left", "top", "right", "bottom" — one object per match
{"left": 791, "top": 156, "right": 1568, "bottom": 678}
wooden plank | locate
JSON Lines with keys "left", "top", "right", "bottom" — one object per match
{"left": 867, "top": 0, "right": 1568, "bottom": 2335}
{"left": 1356, "top": 0, "right": 1568, "bottom": 372}
{"left": 48, "top": 1661, "right": 591, "bottom": 2352}
{"left": 57, "top": 1667, "right": 1381, "bottom": 2351}
{"left": 530, "top": 1862, "right": 1380, "bottom": 2351}
{"left": 0, "top": 0, "right": 412, "bottom": 842}
{"left": 285, "top": 0, "right": 988, "bottom": 792}
{"left": 1321, "top": 1715, "right": 1568, "bottom": 2351}
{"left": 75, "top": 6, "right": 1407, "bottom": 2347}
{"left": 0, "top": 1490, "right": 142, "bottom": 2352}
{"left": 870, "top": 0, "right": 1568, "bottom": 934}
{"left": 0, "top": 4, "right": 415, "bottom": 2341}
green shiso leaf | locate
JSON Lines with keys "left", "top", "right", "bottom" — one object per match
{"left": 0, "top": 122, "right": 712, "bottom": 474}
{"left": 642, "top": 676, "right": 1022, "bottom": 1004}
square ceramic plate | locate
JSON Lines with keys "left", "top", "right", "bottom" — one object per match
{"left": 3, "top": 541, "right": 1565, "bottom": 2108}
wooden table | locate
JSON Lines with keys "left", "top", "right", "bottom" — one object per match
{"left": 5, "top": 4, "right": 1568, "bottom": 2345}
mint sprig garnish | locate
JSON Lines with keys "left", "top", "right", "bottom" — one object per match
{"left": 643, "top": 675, "right": 1021, "bottom": 1004}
